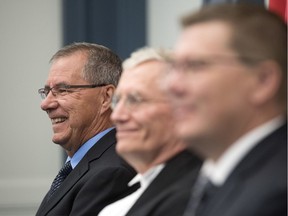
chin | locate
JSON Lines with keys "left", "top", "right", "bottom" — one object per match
{"left": 52, "top": 134, "right": 67, "bottom": 146}
{"left": 52, "top": 138, "right": 60, "bottom": 144}
{"left": 175, "top": 121, "right": 189, "bottom": 134}
{"left": 177, "top": 125, "right": 201, "bottom": 145}
{"left": 116, "top": 140, "right": 132, "bottom": 153}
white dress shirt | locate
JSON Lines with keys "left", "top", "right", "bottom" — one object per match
{"left": 201, "top": 116, "right": 285, "bottom": 186}
{"left": 98, "top": 164, "right": 165, "bottom": 216}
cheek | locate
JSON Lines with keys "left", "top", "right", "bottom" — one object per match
{"left": 123, "top": 110, "right": 172, "bottom": 148}
{"left": 79, "top": 104, "right": 102, "bottom": 128}
{"left": 62, "top": 97, "right": 100, "bottom": 127}
{"left": 143, "top": 110, "right": 175, "bottom": 143}
{"left": 196, "top": 73, "right": 253, "bottom": 123}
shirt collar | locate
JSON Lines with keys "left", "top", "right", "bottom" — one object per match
{"left": 67, "top": 127, "right": 115, "bottom": 168}
{"left": 128, "top": 163, "right": 165, "bottom": 189}
{"left": 201, "top": 116, "right": 285, "bottom": 186}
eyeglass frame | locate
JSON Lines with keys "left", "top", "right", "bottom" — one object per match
{"left": 167, "top": 54, "right": 261, "bottom": 74}
{"left": 38, "top": 83, "right": 107, "bottom": 99}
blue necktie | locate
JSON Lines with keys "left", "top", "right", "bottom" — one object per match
{"left": 47, "top": 161, "right": 72, "bottom": 199}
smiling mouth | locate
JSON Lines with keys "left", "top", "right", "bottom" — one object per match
{"left": 51, "top": 117, "right": 67, "bottom": 124}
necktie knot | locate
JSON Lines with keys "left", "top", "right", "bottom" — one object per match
{"left": 183, "top": 174, "right": 218, "bottom": 216}
{"left": 58, "top": 161, "right": 73, "bottom": 177}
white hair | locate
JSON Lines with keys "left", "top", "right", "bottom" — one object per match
{"left": 123, "top": 47, "right": 170, "bottom": 70}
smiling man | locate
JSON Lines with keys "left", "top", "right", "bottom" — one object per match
{"left": 36, "top": 42, "right": 136, "bottom": 216}
{"left": 98, "top": 47, "right": 202, "bottom": 216}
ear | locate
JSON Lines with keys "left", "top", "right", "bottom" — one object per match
{"left": 250, "top": 60, "right": 282, "bottom": 105}
{"left": 100, "top": 85, "right": 115, "bottom": 114}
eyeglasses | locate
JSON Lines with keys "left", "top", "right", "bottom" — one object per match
{"left": 111, "top": 93, "right": 167, "bottom": 111}
{"left": 38, "top": 83, "right": 107, "bottom": 99}
{"left": 167, "top": 54, "right": 256, "bottom": 74}
{"left": 168, "top": 58, "right": 233, "bottom": 74}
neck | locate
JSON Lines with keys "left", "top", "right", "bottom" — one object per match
{"left": 123, "top": 144, "right": 185, "bottom": 174}
{"left": 190, "top": 113, "right": 285, "bottom": 162}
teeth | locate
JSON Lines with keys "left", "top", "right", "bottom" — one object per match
{"left": 51, "top": 118, "right": 66, "bottom": 124}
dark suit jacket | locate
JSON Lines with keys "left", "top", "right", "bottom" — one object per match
{"left": 198, "top": 123, "right": 287, "bottom": 216}
{"left": 36, "top": 129, "right": 136, "bottom": 216}
{"left": 125, "top": 150, "right": 202, "bottom": 216}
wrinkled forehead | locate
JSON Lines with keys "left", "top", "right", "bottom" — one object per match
{"left": 46, "top": 54, "right": 86, "bottom": 85}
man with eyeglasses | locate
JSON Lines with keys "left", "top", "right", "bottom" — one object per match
{"left": 98, "top": 47, "right": 202, "bottom": 216}
{"left": 166, "top": 4, "right": 287, "bottom": 216}
{"left": 36, "top": 42, "right": 136, "bottom": 216}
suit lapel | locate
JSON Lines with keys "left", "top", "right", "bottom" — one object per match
{"left": 127, "top": 151, "right": 201, "bottom": 215}
{"left": 203, "top": 123, "right": 287, "bottom": 216}
{"left": 38, "top": 129, "right": 117, "bottom": 215}
{"left": 223, "top": 122, "right": 287, "bottom": 193}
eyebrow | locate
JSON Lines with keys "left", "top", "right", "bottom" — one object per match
{"left": 44, "top": 82, "right": 68, "bottom": 88}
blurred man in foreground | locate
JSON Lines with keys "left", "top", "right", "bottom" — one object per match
{"left": 166, "top": 4, "right": 287, "bottom": 216}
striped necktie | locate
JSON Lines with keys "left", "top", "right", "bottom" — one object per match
{"left": 47, "top": 161, "right": 72, "bottom": 199}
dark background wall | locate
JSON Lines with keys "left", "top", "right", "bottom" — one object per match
{"left": 62, "top": 0, "right": 146, "bottom": 60}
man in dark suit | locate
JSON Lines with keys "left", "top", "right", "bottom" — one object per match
{"left": 36, "top": 42, "right": 136, "bottom": 216}
{"left": 98, "top": 47, "right": 202, "bottom": 216}
{"left": 166, "top": 4, "right": 287, "bottom": 216}
{"left": 125, "top": 152, "right": 201, "bottom": 216}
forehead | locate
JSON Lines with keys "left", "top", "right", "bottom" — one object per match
{"left": 47, "top": 52, "right": 87, "bottom": 84}
{"left": 117, "top": 60, "right": 166, "bottom": 95}
{"left": 175, "top": 21, "right": 234, "bottom": 59}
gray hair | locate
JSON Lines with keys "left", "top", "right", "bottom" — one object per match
{"left": 50, "top": 42, "right": 122, "bottom": 87}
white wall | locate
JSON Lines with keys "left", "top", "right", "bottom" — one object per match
{"left": 0, "top": 0, "right": 62, "bottom": 215}
{"left": 147, "top": 0, "right": 202, "bottom": 48}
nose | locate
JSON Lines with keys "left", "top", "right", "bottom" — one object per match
{"left": 110, "top": 99, "right": 130, "bottom": 124}
{"left": 40, "top": 92, "right": 58, "bottom": 111}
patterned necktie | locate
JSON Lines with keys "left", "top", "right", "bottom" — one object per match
{"left": 47, "top": 161, "right": 72, "bottom": 199}
{"left": 183, "top": 174, "right": 216, "bottom": 216}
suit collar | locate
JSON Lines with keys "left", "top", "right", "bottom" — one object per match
{"left": 127, "top": 151, "right": 202, "bottom": 215}
{"left": 69, "top": 127, "right": 115, "bottom": 168}
{"left": 228, "top": 122, "right": 287, "bottom": 181}
{"left": 198, "top": 123, "right": 287, "bottom": 216}
{"left": 202, "top": 118, "right": 286, "bottom": 186}
{"left": 38, "top": 128, "right": 117, "bottom": 215}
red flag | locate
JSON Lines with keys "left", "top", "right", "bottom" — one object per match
{"left": 269, "top": 0, "right": 287, "bottom": 22}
